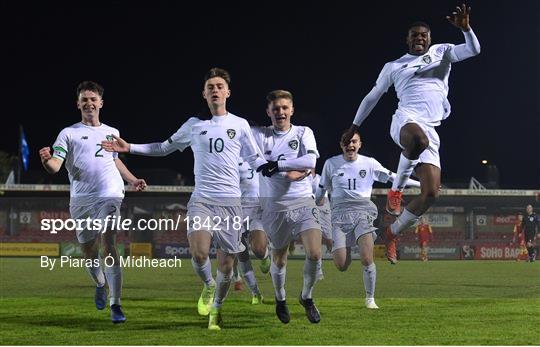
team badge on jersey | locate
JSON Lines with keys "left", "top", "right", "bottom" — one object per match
{"left": 288, "top": 139, "right": 299, "bottom": 150}
{"left": 422, "top": 55, "right": 431, "bottom": 64}
{"left": 227, "top": 129, "right": 236, "bottom": 139}
{"left": 359, "top": 169, "right": 366, "bottom": 178}
{"left": 106, "top": 135, "right": 114, "bottom": 141}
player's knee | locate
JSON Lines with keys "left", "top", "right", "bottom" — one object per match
{"left": 306, "top": 250, "right": 321, "bottom": 262}
{"left": 251, "top": 245, "right": 266, "bottom": 259}
{"left": 273, "top": 254, "right": 287, "bottom": 268}
{"left": 103, "top": 243, "right": 117, "bottom": 255}
{"left": 191, "top": 252, "right": 209, "bottom": 264}
{"left": 335, "top": 262, "right": 349, "bottom": 272}
{"left": 83, "top": 248, "right": 98, "bottom": 259}
{"left": 360, "top": 258, "right": 372, "bottom": 267}
{"left": 219, "top": 264, "right": 234, "bottom": 276}
{"left": 333, "top": 255, "right": 350, "bottom": 271}
{"left": 421, "top": 186, "right": 440, "bottom": 205}
{"left": 412, "top": 133, "right": 429, "bottom": 150}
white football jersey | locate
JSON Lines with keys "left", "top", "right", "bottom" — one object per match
{"left": 239, "top": 159, "right": 259, "bottom": 207}
{"left": 165, "top": 113, "right": 265, "bottom": 203}
{"left": 319, "top": 154, "right": 392, "bottom": 208}
{"left": 376, "top": 44, "right": 456, "bottom": 126}
{"left": 52, "top": 122, "right": 124, "bottom": 203}
{"left": 252, "top": 125, "right": 319, "bottom": 212}
{"left": 311, "top": 174, "right": 330, "bottom": 213}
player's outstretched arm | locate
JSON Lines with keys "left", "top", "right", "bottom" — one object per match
{"left": 102, "top": 134, "right": 178, "bottom": 157}
{"left": 387, "top": 172, "right": 421, "bottom": 188}
{"left": 114, "top": 159, "right": 147, "bottom": 191}
{"left": 446, "top": 3, "right": 471, "bottom": 32}
{"left": 39, "top": 147, "right": 62, "bottom": 174}
{"left": 445, "top": 4, "right": 481, "bottom": 62}
{"left": 101, "top": 134, "right": 130, "bottom": 153}
{"left": 374, "top": 164, "right": 421, "bottom": 188}
{"left": 345, "top": 63, "right": 392, "bottom": 144}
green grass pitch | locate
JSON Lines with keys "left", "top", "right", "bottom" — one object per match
{"left": 1, "top": 258, "right": 539, "bottom": 345}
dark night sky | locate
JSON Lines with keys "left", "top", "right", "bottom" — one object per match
{"left": 3, "top": 1, "right": 539, "bottom": 188}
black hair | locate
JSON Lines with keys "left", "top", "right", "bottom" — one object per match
{"left": 409, "top": 21, "right": 430, "bottom": 32}
{"left": 203, "top": 67, "right": 231, "bottom": 87}
{"left": 76, "top": 81, "right": 104, "bottom": 98}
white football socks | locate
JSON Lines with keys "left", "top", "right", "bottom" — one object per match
{"left": 391, "top": 153, "right": 419, "bottom": 191}
{"left": 270, "top": 261, "right": 286, "bottom": 301}
{"left": 363, "top": 263, "right": 376, "bottom": 299}
{"left": 301, "top": 258, "right": 319, "bottom": 300}
{"left": 104, "top": 264, "right": 122, "bottom": 306}
{"left": 239, "top": 260, "right": 261, "bottom": 295}
{"left": 191, "top": 257, "right": 215, "bottom": 287}
{"left": 212, "top": 270, "right": 232, "bottom": 309}
{"left": 390, "top": 208, "right": 420, "bottom": 236}
{"left": 85, "top": 258, "right": 105, "bottom": 287}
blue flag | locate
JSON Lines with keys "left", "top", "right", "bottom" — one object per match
{"left": 20, "top": 126, "right": 29, "bottom": 171}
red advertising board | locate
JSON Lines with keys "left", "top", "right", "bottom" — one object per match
{"left": 493, "top": 215, "right": 518, "bottom": 225}
{"left": 474, "top": 244, "right": 522, "bottom": 260}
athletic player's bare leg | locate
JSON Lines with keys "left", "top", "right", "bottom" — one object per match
{"left": 188, "top": 230, "right": 212, "bottom": 265}
{"left": 249, "top": 229, "right": 268, "bottom": 259}
{"left": 406, "top": 163, "right": 440, "bottom": 216}
{"left": 237, "top": 233, "right": 263, "bottom": 301}
{"left": 81, "top": 237, "right": 105, "bottom": 294}
{"left": 102, "top": 230, "right": 123, "bottom": 314}
{"left": 251, "top": 228, "right": 271, "bottom": 274}
{"left": 333, "top": 247, "right": 352, "bottom": 272}
{"left": 389, "top": 163, "right": 440, "bottom": 237}
{"left": 212, "top": 249, "right": 235, "bottom": 308}
{"left": 189, "top": 230, "right": 215, "bottom": 315}
{"left": 387, "top": 123, "right": 429, "bottom": 215}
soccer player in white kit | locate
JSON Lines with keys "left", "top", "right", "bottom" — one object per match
{"left": 310, "top": 171, "right": 332, "bottom": 280}
{"left": 344, "top": 4, "right": 480, "bottom": 261}
{"left": 316, "top": 129, "right": 420, "bottom": 308}
{"left": 39, "top": 81, "right": 147, "bottom": 323}
{"left": 253, "top": 90, "right": 323, "bottom": 324}
{"left": 101, "top": 68, "right": 266, "bottom": 330}
{"left": 236, "top": 158, "right": 268, "bottom": 304}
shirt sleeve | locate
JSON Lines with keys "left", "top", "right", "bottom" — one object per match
{"left": 444, "top": 29, "right": 481, "bottom": 63}
{"left": 371, "top": 158, "right": 421, "bottom": 187}
{"left": 353, "top": 63, "right": 393, "bottom": 126}
{"left": 320, "top": 160, "right": 333, "bottom": 192}
{"left": 315, "top": 160, "right": 332, "bottom": 205}
{"left": 299, "top": 127, "right": 319, "bottom": 158}
{"left": 277, "top": 127, "right": 318, "bottom": 171}
{"left": 52, "top": 128, "right": 70, "bottom": 161}
{"left": 130, "top": 117, "right": 197, "bottom": 156}
{"left": 371, "top": 158, "right": 393, "bottom": 183}
{"left": 240, "top": 122, "right": 267, "bottom": 170}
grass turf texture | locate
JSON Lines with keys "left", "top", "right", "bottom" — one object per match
{"left": 1, "top": 258, "right": 539, "bottom": 345}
